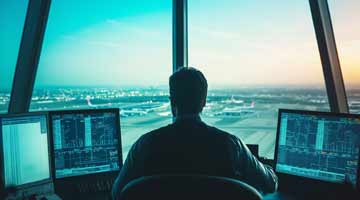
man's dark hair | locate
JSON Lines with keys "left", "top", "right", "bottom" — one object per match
{"left": 169, "top": 67, "right": 208, "bottom": 114}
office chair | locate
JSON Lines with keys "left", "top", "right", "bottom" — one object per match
{"left": 119, "top": 174, "right": 263, "bottom": 200}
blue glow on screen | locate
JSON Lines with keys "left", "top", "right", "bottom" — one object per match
{"left": 1, "top": 115, "right": 50, "bottom": 187}
{"left": 276, "top": 112, "right": 360, "bottom": 186}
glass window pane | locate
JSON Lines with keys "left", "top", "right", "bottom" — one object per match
{"left": 30, "top": 0, "right": 172, "bottom": 157}
{"left": 0, "top": 1, "right": 28, "bottom": 113}
{"left": 189, "top": 0, "right": 329, "bottom": 158}
{"left": 328, "top": 0, "right": 360, "bottom": 114}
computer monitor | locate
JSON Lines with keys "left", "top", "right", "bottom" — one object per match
{"left": 275, "top": 109, "right": 360, "bottom": 187}
{"left": 49, "top": 108, "right": 122, "bottom": 179}
{"left": 0, "top": 113, "right": 51, "bottom": 188}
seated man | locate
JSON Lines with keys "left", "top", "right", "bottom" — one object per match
{"left": 112, "top": 67, "right": 278, "bottom": 199}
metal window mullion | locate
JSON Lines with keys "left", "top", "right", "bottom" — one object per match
{"left": 8, "top": 0, "right": 51, "bottom": 114}
{"left": 172, "top": 0, "right": 188, "bottom": 73}
{"left": 309, "top": 0, "right": 348, "bottom": 113}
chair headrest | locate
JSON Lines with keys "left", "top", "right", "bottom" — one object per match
{"left": 120, "top": 174, "right": 263, "bottom": 200}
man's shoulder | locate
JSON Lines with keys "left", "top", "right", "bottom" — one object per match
{"left": 204, "top": 123, "right": 237, "bottom": 139}
{"left": 138, "top": 124, "right": 174, "bottom": 141}
{"left": 129, "top": 124, "right": 173, "bottom": 153}
{"left": 203, "top": 123, "right": 246, "bottom": 149}
{"left": 136, "top": 122, "right": 240, "bottom": 145}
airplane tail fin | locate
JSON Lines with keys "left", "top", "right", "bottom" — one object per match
{"left": 86, "top": 96, "right": 93, "bottom": 106}
{"left": 250, "top": 101, "right": 255, "bottom": 108}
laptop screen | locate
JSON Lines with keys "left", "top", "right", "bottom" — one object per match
{"left": 275, "top": 109, "right": 360, "bottom": 186}
{"left": 0, "top": 114, "right": 50, "bottom": 187}
{"left": 50, "top": 109, "right": 122, "bottom": 178}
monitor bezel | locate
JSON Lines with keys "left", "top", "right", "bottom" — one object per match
{"left": 274, "top": 108, "right": 360, "bottom": 190}
{"left": 0, "top": 112, "right": 53, "bottom": 191}
{"left": 48, "top": 108, "right": 123, "bottom": 180}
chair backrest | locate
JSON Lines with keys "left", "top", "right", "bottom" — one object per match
{"left": 119, "top": 174, "right": 263, "bottom": 200}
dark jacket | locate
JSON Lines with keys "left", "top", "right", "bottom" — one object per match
{"left": 112, "top": 116, "right": 278, "bottom": 199}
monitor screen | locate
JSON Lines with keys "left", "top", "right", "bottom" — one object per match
{"left": 275, "top": 110, "right": 360, "bottom": 186}
{"left": 0, "top": 114, "right": 50, "bottom": 187}
{"left": 50, "top": 110, "right": 121, "bottom": 178}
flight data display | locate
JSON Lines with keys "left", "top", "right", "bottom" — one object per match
{"left": 1, "top": 115, "right": 50, "bottom": 187}
{"left": 276, "top": 111, "right": 360, "bottom": 186}
{"left": 51, "top": 111, "right": 121, "bottom": 178}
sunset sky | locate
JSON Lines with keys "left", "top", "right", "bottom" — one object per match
{"left": 328, "top": 0, "right": 360, "bottom": 88}
{"left": 0, "top": 0, "right": 359, "bottom": 89}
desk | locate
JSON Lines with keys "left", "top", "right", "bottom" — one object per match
{"left": 263, "top": 192, "right": 297, "bottom": 200}
{"left": 263, "top": 190, "right": 360, "bottom": 200}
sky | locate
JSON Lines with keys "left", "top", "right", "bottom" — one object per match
{"left": 189, "top": 0, "right": 360, "bottom": 88}
{"left": 0, "top": 0, "right": 359, "bottom": 90}
{"left": 0, "top": 0, "right": 28, "bottom": 90}
{"left": 328, "top": 0, "right": 360, "bottom": 89}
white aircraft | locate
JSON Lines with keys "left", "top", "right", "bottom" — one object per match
{"left": 215, "top": 101, "right": 255, "bottom": 118}
{"left": 221, "top": 95, "right": 244, "bottom": 104}
{"left": 86, "top": 95, "right": 112, "bottom": 108}
{"left": 120, "top": 110, "right": 147, "bottom": 117}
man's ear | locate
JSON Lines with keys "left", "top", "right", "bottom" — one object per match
{"left": 199, "top": 97, "right": 206, "bottom": 113}
{"left": 201, "top": 96, "right": 206, "bottom": 108}
{"left": 169, "top": 96, "right": 177, "bottom": 116}
{"left": 202, "top": 92, "right": 207, "bottom": 108}
{"left": 169, "top": 96, "right": 176, "bottom": 106}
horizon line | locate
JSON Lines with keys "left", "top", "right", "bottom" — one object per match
{"left": 2, "top": 83, "right": 360, "bottom": 92}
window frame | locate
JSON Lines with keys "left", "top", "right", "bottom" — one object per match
{"left": 8, "top": 0, "right": 51, "bottom": 114}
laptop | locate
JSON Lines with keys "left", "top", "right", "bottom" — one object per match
{"left": 0, "top": 112, "right": 60, "bottom": 200}
{"left": 274, "top": 109, "right": 360, "bottom": 190}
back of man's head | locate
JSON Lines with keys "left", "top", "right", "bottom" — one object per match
{"left": 169, "top": 67, "right": 208, "bottom": 115}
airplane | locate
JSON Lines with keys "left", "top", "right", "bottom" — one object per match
{"left": 120, "top": 110, "right": 148, "bottom": 117}
{"left": 86, "top": 96, "right": 171, "bottom": 117}
{"left": 86, "top": 95, "right": 112, "bottom": 108}
{"left": 221, "top": 95, "right": 244, "bottom": 104}
{"left": 214, "top": 101, "right": 256, "bottom": 118}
